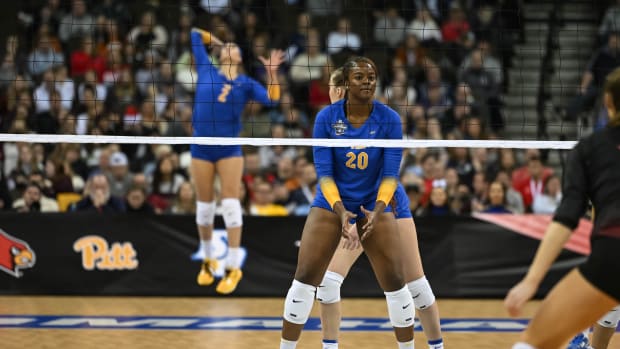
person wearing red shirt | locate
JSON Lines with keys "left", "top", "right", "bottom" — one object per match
{"left": 513, "top": 155, "right": 553, "bottom": 211}
{"left": 441, "top": 4, "right": 471, "bottom": 43}
{"left": 70, "top": 36, "right": 106, "bottom": 81}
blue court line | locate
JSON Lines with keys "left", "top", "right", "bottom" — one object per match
{"left": 0, "top": 315, "right": 532, "bottom": 332}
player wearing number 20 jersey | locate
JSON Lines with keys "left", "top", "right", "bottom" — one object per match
{"left": 312, "top": 98, "right": 403, "bottom": 217}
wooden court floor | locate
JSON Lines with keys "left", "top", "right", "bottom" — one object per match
{"left": 0, "top": 296, "right": 619, "bottom": 349}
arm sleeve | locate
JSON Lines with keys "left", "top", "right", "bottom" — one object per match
{"left": 553, "top": 142, "right": 589, "bottom": 230}
{"left": 377, "top": 109, "right": 403, "bottom": 205}
{"left": 248, "top": 78, "right": 279, "bottom": 106}
{"left": 190, "top": 30, "right": 216, "bottom": 73}
{"left": 382, "top": 110, "right": 403, "bottom": 179}
{"left": 312, "top": 110, "right": 334, "bottom": 179}
{"left": 312, "top": 109, "right": 341, "bottom": 207}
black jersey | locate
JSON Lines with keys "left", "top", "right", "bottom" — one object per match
{"left": 554, "top": 125, "right": 620, "bottom": 238}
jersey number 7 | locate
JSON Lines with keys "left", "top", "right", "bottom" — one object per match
{"left": 218, "top": 84, "right": 232, "bottom": 102}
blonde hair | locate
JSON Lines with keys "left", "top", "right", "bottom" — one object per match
{"left": 604, "top": 67, "right": 620, "bottom": 126}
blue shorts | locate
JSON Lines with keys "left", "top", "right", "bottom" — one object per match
{"left": 312, "top": 183, "right": 411, "bottom": 220}
{"left": 392, "top": 183, "right": 412, "bottom": 219}
{"left": 190, "top": 144, "right": 242, "bottom": 163}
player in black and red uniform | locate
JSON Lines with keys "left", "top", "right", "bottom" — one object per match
{"left": 505, "top": 67, "right": 620, "bottom": 349}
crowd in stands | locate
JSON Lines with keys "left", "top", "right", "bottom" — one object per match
{"left": 563, "top": 0, "right": 620, "bottom": 129}
{"left": 0, "top": 0, "right": 573, "bottom": 217}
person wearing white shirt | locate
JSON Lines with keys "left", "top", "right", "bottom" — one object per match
{"left": 27, "top": 35, "right": 65, "bottom": 77}
{"left": 406, "top": 7, "right": 442, "bottom": 43}
{"left": 33, "top": 69, "right": 59, "bottom": 114}
{"left": 53, "top": 65, "right": 75, "bottom": 111}
{"left": 289, "top": 29, "right": 330, "bottom": 85}
{"left": 532, "top": 175, "right": 563, "bottom": 214}
{"left": 326, "top": 17, "right": 361, "bottom": 55}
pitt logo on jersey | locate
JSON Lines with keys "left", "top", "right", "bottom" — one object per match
{"left": 332, "top": 120, "right": 347, "bottom": 135}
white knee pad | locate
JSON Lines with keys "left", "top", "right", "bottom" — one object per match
{"left": 407, "top": 276, "right": 436, "bottom": 310}
{"left": 384, "top": 285, "right": 415, "bottom": 328}
{"left": 221, "top": 198, "right": 243, "bottom": 228}
{"left": 196, "top": 201, "right": 216, "bottom": 227}
{"left": 598, "top": 305, "right": 620, "bottom": 328}
{"left": 316, "top": 271, "right": 344, "bottom": 304}
{"left": 283, "top": 280, "right": 316, "bottom": 325}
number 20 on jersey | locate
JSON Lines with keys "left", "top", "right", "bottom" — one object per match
{"left": 345, "top": 151, "right": 368, "bottom": 170}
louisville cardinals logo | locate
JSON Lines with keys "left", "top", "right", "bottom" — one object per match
{"left": 0, "top": 229, "right": 36, "bottom": 278}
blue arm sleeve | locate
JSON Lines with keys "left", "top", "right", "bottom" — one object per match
{"left": 190, "top": 31, "right": 216, "bottom": 74}
{"left": 382, "top": 109, "right": 403, "bottom": 179}
{"left": 248, "top": 78, "right": 278, "bottom": 107}
{"left": 312, "top": 109, "right": 333, "bottom": 179}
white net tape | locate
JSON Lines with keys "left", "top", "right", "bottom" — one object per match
{"left": 0, "top": 134, "right": 577, "bottom": 149}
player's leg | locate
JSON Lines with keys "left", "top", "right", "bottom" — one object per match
{"left": 190, "top": 155, "right": 217, "bottom": 286}
{"left": 361, "top": 212, "right": 415, "bottom": 348}
{"left": 515, "top": 269, "right": 617, "bottom": 349}
{"left": 281, "top": 207, "right": 343, "bottom": 349}
{"left": 398, "top": 217, "right": 443, "bottom": 349}
{"left": 214, "top": 153, "right": 244, "bottom": 294}
{"left": 318, "top": 237, "right": 364, "bottom": 349}
{"left": 591, "top": 306, "right": 620, "bottom": 349}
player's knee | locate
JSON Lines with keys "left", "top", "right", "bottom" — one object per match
{"left": 221, "top": 198, "right": 243, "bottom": 228}
{"left": 316, "top": 271, "right": 344, "bottom": 304}
{"left": 598, "top": 305, "right": 620, "bottom": 328}
{"left": 196, "top": 201, "right": 216, "bottom": 227}
{"left": 407, "top": 276, "right": 436, "bottom": 310}
{"left": 283, "top": 280, "right": 316, "bottom": 325}
{"left": 384, "top": 285, "right": 415, "bottom": 328}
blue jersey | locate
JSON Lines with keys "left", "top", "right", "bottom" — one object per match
{"left": 313, "top": 99, "right": 403, "bottom": 207}
{"left": 190, "top": 31, "right": 275, "bottom": 137}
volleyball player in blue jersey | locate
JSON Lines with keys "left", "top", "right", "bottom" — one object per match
{"left": 280, "top": 57, "right": 415, "bottom": 349}
{"left": 314, "top": 68, "right": 444, "bottom": 349}
{"left": 190, "top": 28, "right": 284, "bottom": 294}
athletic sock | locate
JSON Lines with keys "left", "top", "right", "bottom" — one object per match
{"left": 322, "top": 339, "right": 338, "bottom": 349}
{"left": 227, "top": 247, "right": 242, "bottom": 269}
{"left": 398, "top": 340, "right": 414, "bottom": 349}
{"left": 280, "top": 338, "right": 297, "bottom": 349}
{"left": 200, "top": 240, "right": 212, "bottom": 259}
{"left": 512, "top": 343, "right": 536, "bottom": 349}
{"left": 428, "top": 338, "right": 443, "bottom": 349}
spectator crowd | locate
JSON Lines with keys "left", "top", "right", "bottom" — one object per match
{"left": 0, "top": 0, "right": 578, "bottom": 217}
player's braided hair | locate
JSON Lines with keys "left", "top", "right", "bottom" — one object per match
{"left": 342, "top": 56, "right": 379, "bottom": 84}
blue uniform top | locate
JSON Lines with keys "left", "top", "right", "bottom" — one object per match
{"left": 313, "top": 99, "right": 403, "bottom": 205}
{"left": 190, "top": 31, "right": 276, "bottom": 137}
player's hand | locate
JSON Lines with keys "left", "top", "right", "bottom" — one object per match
{"left": 342, "top": 225, "right": 361, "bottom": 250}
{"left": 504, "top": 278, "right": 538, "bottom": 317}
{"left": 339, "top": 210, "right": 357, "bottom": 239}
{"left": 258, "top": 49, "right": 286, "bottom": 72}
{"left": 359, "top": 205, "right": 378, "bottom": 241}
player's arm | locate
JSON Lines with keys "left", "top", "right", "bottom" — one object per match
{"left": 526, "top": 143, "right": 589, "bottom": 285}
{"left": 249, "top": 78, "right": 281, "bottom": 108}
{"left": 312, "top": 110, "right": 341, "bottom": 209}
{"left": 505, "top": 143, "right": 588, "bottom": 316}
{"left": 190, "top": 28, "right": 221, "bottom": 71}
{"left": 254, "top": 50, "right": 286, "bottom": 103}
{"left": 376, "top": 110, "right": 403, "bottom": 209}
{"left": 191, "top": 27, "right": 223, "bottom": 47}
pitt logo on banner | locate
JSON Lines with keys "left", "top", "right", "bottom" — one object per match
{"left": 73, "top": 236, "right": 138, "bottom": 271}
